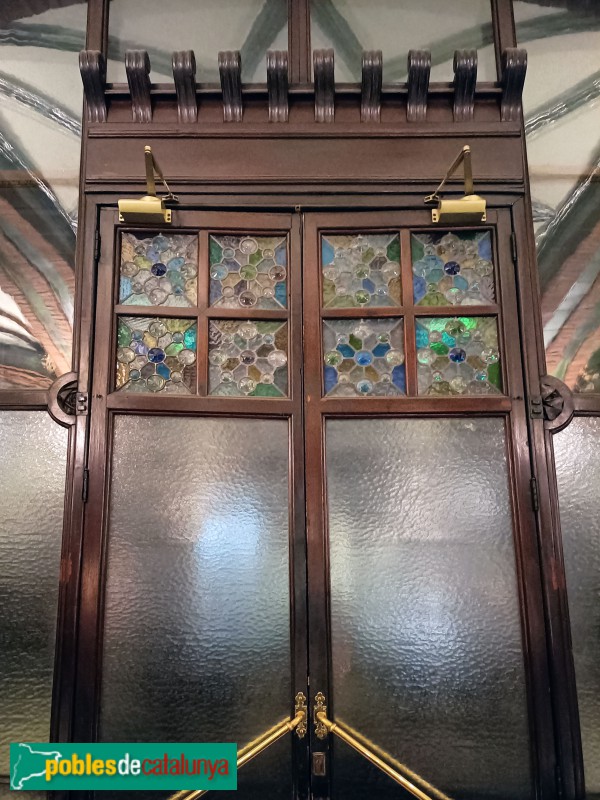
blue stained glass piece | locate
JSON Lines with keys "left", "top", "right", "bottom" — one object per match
{"left": 429, "top": 268, "right": 444, "bottom": 283}
{"left": 372, "top": 343, "right": 390, "bottom": 358}
{"left": 449, "top": 347, "right": 467, "bottom": 363}
{"left": 152, "top": 235, "right": 169, "bottom": 252}
{"left": 156, "top": 362, "right": 170, "bottom": 379}
{"left": 132, "top": 330, "right": 143, "bottom": 341}
{"left": 120, "top": 277, "right": 132, "bottom": 302}
{"left": 275, "top": 243, "right": 287, "bottom": 266}
{"left": 322, "top": 238, "right": 335, "bottom": 266}
{"left": 275, "top": 282, "right": 287, "bottom": 307}
{"left": 354, "top": 350, "right": 373, "bottom": 366}
{"left": 363, "top": 279, "right": 376, "bottom": 293}
{"left": 337, "top": 344, "right": 354, "bottom": 358}
{"left": 479, "top": 235, "right": 492, "bottom": 261}
{"left": 148, "top": 347, "right": 166, "bottom": 363}
{"left": 209, "top": 283, "right": 221, "bottom": 304}
{"left": 392, "top": 364, "right": 406, "bottom": 392}
{"left": 413, "top": 275, "right": 427, "bottom": 303}
{"left": 442, "top": 332, "right": 456, "bottom": 347}
{"left": 167, "top": 270, "right": 185, "bottom": 289}
{"left": 132, "top": 341, "right": 148, "bottom": 355}
{"left": 324, "top": 366, "right": 338, "bottom": 393}
{"left": 168, "top": 256, "right": 185, "bottom": 269}
{"left": 151, "top": 262, "right": 167, "bottom": 276}
{"left": 416, "top": 325, "right": 429, "bottom": 349}
{"left": 454, "top": 275, "right": 469, "bottom": 291}
{"left": 444, "top": 261, "right": 460, "bottom": 275}
{"left": 183, "top": 327, "right": 197, "bottom": 349}
{"left": 147, "top": 247, "right": 159, "bottom": 261}
{"left": 424, "top": 255, "right": 444, "bottom": 270}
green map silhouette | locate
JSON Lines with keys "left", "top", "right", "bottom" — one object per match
{"left": 11, "top": 743, "right": 63, "bottom": 789}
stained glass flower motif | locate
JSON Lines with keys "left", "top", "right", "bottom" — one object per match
{"left": 116, "top": 316, "right": 197, "bottom": 394}
{"left": 322, "top": 318, "right": 405, "bottom": 396}
{"left": 119, "top": 232, "right": 198, "bottom": 307}
{"left": 411, "top": 230, "right": 495, "bottom": 306}
{"left": 322, "top": 233, "right": 401, "bottom": 308}
{"left": 209, "top": 320, "right": 288, "bottom": 396}
{"left": 415, "top": 316, "right": 502, "bottom": 395}
{"left": 209, "top": 234, "right": 288, "bottom": 309}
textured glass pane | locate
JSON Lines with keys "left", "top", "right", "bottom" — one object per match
{"left": 515, "top": 3, "right": 600, "bottom": 394}
{"left": 412, "top": 230, "right": 495, "bottom": 306}
{"left": 210, "top": 234, "right": 288, "bottom": 310}
{"left": 107, "top": 0, "right": 288, "bottom": 83}
{"left": 416, "top": 316, "right": 501, "bottom": 395}
{"left": 554, "top": 417, "right": 600, "bottom": 794}
{"left": 120, "top": 232, "right": 198, "bottom": 307}
{"left": 209, "top": 320, "right": 288, "bottom": 397}
{"left": 116, "top": 316, "right": 197, "bottom": 394}
{"left": 0, "top": 411, "right": 67, "bottom": 774}
{"left": 326, "top": 418, "right": 531, "bottom": 800}
{"left": 322, "top": 233, "right": 401, "bottom": 308}
{"left": 310, "top": 0, "right": 496, "bottom": 83}
{"left": 99, "top": 416, "right": 291, "bottom": 800}
{"left": 0, "top": 2, "right": 84, "bottom": 388}
{"left": 323, "top": 318, "right": 404, "bottom": 396}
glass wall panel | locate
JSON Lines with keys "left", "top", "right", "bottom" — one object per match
{"left": 554, "top": 417, "right": 600, "bottom": 795}
{"left": 0, "top": 412, "right": 68, "bottom": 775}
{"left": 0, "top": 2, "right": 83, "bottom": 387}
{"left": 99, "top": 415, "right": 292, "bottom": 800}
{"left": 516, "top": 3, "right": 600, "bottom": 393}
{"left": 326, "top": 417, "right": 531, "bottom": 800}
{"left": 107, "top": 0, "right": 288, "bottom": 83}
{"left": 310, "top": 0, "right": 496, "bottom": 83}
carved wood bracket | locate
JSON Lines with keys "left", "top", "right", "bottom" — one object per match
{"left": 501, "top": 48, "right": 527, "bottom": 122}
{"left": 79, "top": 50, "right": 106, "bottom": 122}
{"left": 172, "top": 50, "right": 197, "bottom": 123}
{"left": 314, "top": 49, "right": 335, "bottom": 123}
{"left": 267, "top": 50, "right": 289, "bottom": 122}
{"left": 125, "top": 50, "right": 152, "bottom": 123}
{"left": 219, "top": 50, "right": 243, "bottom": 122}
{"left": 453, "top": 49, "right": 477, "bottom": 122}
{"left": 407, "top": 49, "right": 431, "bottom": 122}
{"left": 361, "top": 50, "right": 382, "bottom": 123}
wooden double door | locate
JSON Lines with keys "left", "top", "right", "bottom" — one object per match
{"left": 73, "top": 205, "right": 553, "bottom": 799}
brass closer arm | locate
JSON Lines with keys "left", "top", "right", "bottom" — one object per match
{"left": 168, "top": 708, "right": 306, "bottom": 800}
{"left": 316, "top": 711, "right": 453, "bottom": 800}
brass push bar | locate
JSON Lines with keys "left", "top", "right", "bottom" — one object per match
{"left": 316, "top": 710, "right": 453, "bottom": 800}
{"left": 168, "top": 707, "right": 306, "bottom": 800}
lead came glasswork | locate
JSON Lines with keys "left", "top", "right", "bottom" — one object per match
{"left": 323, "top": 318, "right": 405, "bottom": 396}
{"left": 416, "top": 316, "right": 501, "bottom": 395}
{"left": 209, "top": 234, "right": 288, "bottom": 309}
{"left": 209, "top": 320, "right": 288, "bottom": 396}
{"left": 411, "top": 230, "right": 495, "bottom": 306}
{"left": 322, "top": 233, "right": 401, "bottom": 308}
{"left": 120, "top": 232, "right": 198, "bottom": 307}
{"left": 116, "top": 316, "right": 197, "bottom": 393}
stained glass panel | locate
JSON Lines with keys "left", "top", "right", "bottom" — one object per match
{"left": 209, "top": 234, "right": 287, "bottom": 310}
{"left": 416, "top": 316, "right": 501, "bottom": 395}
{"left": 209, "top": 320, "right": 288, "bottom": 397}
{"left": 119, "top": 232, "right": 198, "bottom": 307}
{"left": 411, "top": 230, "right": 495, "bottom": 306}
{"left": 116, "top": 316, "right": 197, "bottom": 394}
{"left": 323, "top": 318, "right": 405, "bottom": 396}
{"left": 322, "top": 233, "right": 401, "bottom": 308}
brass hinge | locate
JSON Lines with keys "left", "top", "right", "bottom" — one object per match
{"left": 530, "top": 476, "right": 539, "bottom": 513}
{"left": 82, "top": 467, "right": 90, "bottom": 503}
{"left": 76, "top": 392, "right": 89, "bottom": 415}
{"left": 530, "top": 395, "right": 543, "bottom": 418}
{"left": 510, "top": 231, "right": 518, "bottom": 263}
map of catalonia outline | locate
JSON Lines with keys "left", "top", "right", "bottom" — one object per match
{"left": 11, "top": 743, "right": 63, "bottom": 789}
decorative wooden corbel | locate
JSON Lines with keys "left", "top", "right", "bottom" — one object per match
{"left": 79, "top": 50, "right": 106, "bottom": 123}
{"left": 314, "top": 49, "right": 335, "bottom": 123}
{"left": 125, "top": 50, "right": 152, "bottom": 123}
{"left": 407, "top": 49, "right": 431, "bottom": 122}
{"left": 172, "top": 50, "right": 197, "bottom": 123}
{"left": 541, "top": 376, "right": 574, "bottom": 433}
{"left": 453, "top": 49, "right": 477, "bottom": 122}
{"left": 501, "top": 48, "right": 527, "bottom": 122}
{"left": 267, "top": 50, "right": 289, "bottom": 122}
{"left": 361, "top": 50, "right": 382, "bottom": 122}
{"left": 219, "top": 50, "right": 243, "bottom": 122}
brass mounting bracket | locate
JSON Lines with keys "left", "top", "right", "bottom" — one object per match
{"left": 314, "top": 692, "right": 328, "bottom": 740}
{"left": 295, "top": 692, "right": 308, "bottom": 739}
{"left": 118, "top": 145, "right": 178, "bottom": 224}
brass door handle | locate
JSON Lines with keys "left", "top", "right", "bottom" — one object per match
{"left": 168, "top": 693, "right": 307, "bottom": 800}
{"left": 314, "top": 695, "right": 453, "bottom": 800}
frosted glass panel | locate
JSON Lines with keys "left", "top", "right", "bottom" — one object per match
{"left": 326, "top": 418, "right": 531, "bottom": 800}
{"left": 554, "top": 417, "right": 600, "bottom": 795}
{"left": 99, "top": 416, "right": 291, "bottom": 800}
{"left": 0, "top": 411, "right": 67, "bottom": 774}
{"left": 108, "top": 0, "right": 288, "bottom": 82}
{"left": 311, "top": 0, "right": 496, "bottom": 82}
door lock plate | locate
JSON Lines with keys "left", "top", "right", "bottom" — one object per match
{"left": 314, "top": 692, "right": 328, "bottom": 740}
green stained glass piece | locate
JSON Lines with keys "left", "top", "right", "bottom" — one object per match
{"left": 210, "top": 238, "right": 223, "bottom": 265}
{"left": 430, "top": 342, "right": 449, "bottom": 355}
{"left": 254, "top": 383, "right": 283, "bottom": 397}
{"left": 387, "top": 238, "right": 401, "bottom": 263}
{"left": 117, "top": 322, "right": 131, "bottom": 347}
{"left": 165, "top": 342, "right": 184, "bottom": 356}
{"left": 349, "top": 334, "right": 362, "bottom": 351}
{"left": 249, "top": 252, "right": 263, "bottom": 266}
{"left": 487, "top": 361, "right": 501, "bottom": 389}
